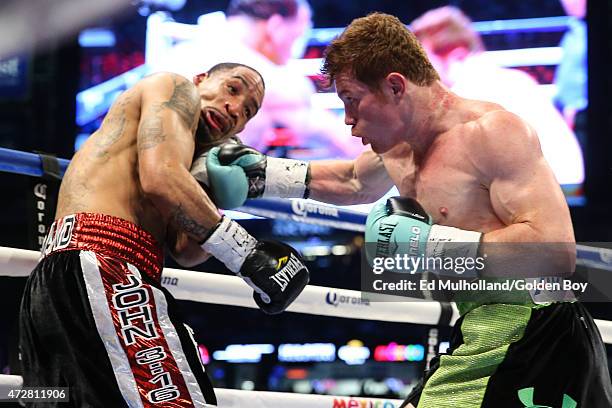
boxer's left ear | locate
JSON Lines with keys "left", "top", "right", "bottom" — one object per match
{"left": 385, "top": 73, "right": 406, "bottom": 99}
{"left": 193, "top": 72, "right": 209, "bottom": 86}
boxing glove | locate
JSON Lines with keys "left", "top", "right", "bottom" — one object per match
{"left": 194, "top": 143, "right": 310, "bottom": 209}
{"left": 365, "top": 196, "right": 482, "bottom": 275}
{"left": 201, "top": 217, "right": 309, "bottom": 314}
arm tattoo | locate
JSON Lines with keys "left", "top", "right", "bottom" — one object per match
{"left": 138, "top": 75, "right": 198, "bottom": 151}
{"left": 162, "top": 75, "right": 200, "bottom": 131}
{"left": 171, "top": 204, "right": 209, "bottom": 240}
{"left": 138, "top": 104, "right": 166, "bottom": 151}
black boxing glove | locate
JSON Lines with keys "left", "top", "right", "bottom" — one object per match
{"left": 239, "top": 240, "right": 310, "bottom": 314}
{"left": 201, "top": 217, "right": 309, "bottom": 314}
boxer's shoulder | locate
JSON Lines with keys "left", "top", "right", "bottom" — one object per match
{"left": 141, "top": 71, "right": 194, "bottom": 86}
{"left": 467, "top": 108, "right": 538, "bottom": 150}
{"left": 136, "top": 72, "right": 201, "bottom": 130}
{"left": 478, "top": 108, "right": 529, "bottom": 128}
{"left": 465, "top": 109, "right": 542, "bottom": 178}
{"left": 135, "top": 72, "right": 199, "bottom": 100}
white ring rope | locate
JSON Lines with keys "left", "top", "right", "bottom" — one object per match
{"left": 0, "top": 373, "right": 403, "bottom": 407}
{"left": 3, "top": 246, "right": 612, "bottom": 342}
{"left": 3, "top": 246, "right": 612, "bottom": 344}
{"left": 215, "top": 389, "right": 403, "bottom": 408}
{"left": 3, "top": 245, "right": 612, "bottom": 405}
{"left": 0, "top": 246, "right": 455, "bottom": 326}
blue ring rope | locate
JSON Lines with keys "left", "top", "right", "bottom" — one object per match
{"left": 0, "top": 147, "right": 367, "bottom": 231}
{"left": 0, "top": 147, "right": 609, "bottom": 269}
{"left": 0, "top": 148, "right": 70, "bottom": 178}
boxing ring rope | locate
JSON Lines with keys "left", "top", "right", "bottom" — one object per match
{"left": 0, "top": 248, "right": 424, "bottom": 407}
{"left": 0, "top": 373, "right": 403, "bottom": 407}
{"left": 1, "top": 244, "right": 612, "bottom": 341}
{"left": 0, "top": 246, "right": 450, "bottom": 326}
{"left": 1, "top": 147, "right": 610, "bottom": 251}
{"left": 0, "top": 147, "right": 366, "bottom": 231}
{"left": 2, "top": 146, "right": 612, "bottom": 406}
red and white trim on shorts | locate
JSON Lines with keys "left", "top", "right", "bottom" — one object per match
{"left": 79, "top": 250, "right": 214, "bottom": 407}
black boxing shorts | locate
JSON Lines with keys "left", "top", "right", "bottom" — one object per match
{"left": 402, "top": 302, "right": 612, "bottom": 408}
{"left": 19, "top": 213, "right": 217, "bottom": 407}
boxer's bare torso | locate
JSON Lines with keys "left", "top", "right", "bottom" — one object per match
{"left": 384, "top": 97, "right": 574, "bottom": 244}
{"left": 310, "top": 86, "right": 573, "bottom": 255}
{"left": 381, "top": 99, "right": 510, "bottom": 234}
{"left": 57, "top": 67, "right": 263, "bottom": 264}
{"left": 56, "top": 82, "right": 184, "bottom": 242}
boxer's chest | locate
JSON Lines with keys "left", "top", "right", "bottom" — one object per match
{"left": 383, "top": 144, "right": 504, "bottom": 233}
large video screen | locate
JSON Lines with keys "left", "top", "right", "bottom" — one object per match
{"left": 76, "top": 1, "right": 587, "bottom": 207}
{"left": 70, "top": 1, "right": 593, "bottom": 400}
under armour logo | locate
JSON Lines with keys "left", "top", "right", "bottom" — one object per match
{"left": 518, "top": 387, "right": 577, "bottom": 408}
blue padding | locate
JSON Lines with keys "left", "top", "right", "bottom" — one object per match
{"left": 0, "top": 148, "right": 69, "bottom": 178}
{"left": 237, "top": 198, "right": 367, "bottom": 232}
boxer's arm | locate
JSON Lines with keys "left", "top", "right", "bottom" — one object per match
{"left": 308, "top": 149, "right": 394, "bottom": 205}
{"left": 477, "top": 111, "right": 576, "bottom": 278}
{"left": 137, "top": 72, "right": 222, "bottom": 242}
{"left": 166, "top": 224, "right": 212, "bottom": 267}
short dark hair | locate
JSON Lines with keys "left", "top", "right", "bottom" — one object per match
{"left": 207, "top": 62, "right": 265, "bottom": 90}
{"left": 322, "top": 13, "right": 439, "bottom": 90}
{"left": 227, "top": 0, "right": 309, "bottom": 20}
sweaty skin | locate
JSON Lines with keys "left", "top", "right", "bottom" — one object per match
{"left": 309, "top": 73, "right": 575, "bottom": 278}
{"left": 56, "top": 68, "right": 264, "bottom": 266}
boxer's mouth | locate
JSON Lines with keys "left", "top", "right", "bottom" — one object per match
{"left": 205, "top": 109, "right": 231, "bottom": 134}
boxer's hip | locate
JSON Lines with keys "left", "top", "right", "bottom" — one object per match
{"left": 40, "top": 212, "right": 163, "bottom": 282}
{"left": 21, "top": 215, "right": 217, "bottom": 407}
{"left": 408, "top": 302, "right": 612, "bottom": 408}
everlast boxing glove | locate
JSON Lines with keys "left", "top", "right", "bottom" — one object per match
{"left": 191, "top": 143, "right": 310, "bottom": 209}
{"left": 365, "top": 196, "right": 482, "bottom": 276}
{"left": 201, "top": 217, "right": 309, "bottom": 314}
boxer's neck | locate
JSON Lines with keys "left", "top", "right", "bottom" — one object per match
{"left": 404, "top": 81, "right": 458, "bottom": 161}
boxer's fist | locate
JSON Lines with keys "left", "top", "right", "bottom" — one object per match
{"left": 206, "top": 144, "right": 266, "bottom": 208}
{"left": 205, "top": 143, "right": 310, "bottom": 209}
{"left": 190, "top": 138, "right": 242, "bottom": 194}
{"left": 201, "top": 217, "right": 309, "bottom": 314}
{"left": 240, "top": 240, "right": 310, "bottom": 314}
{"left": 365, "top": 197, "right": 482, "bottom": 275}
{"left": 365, "top": 197, "right": 433, "bottom": 262}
